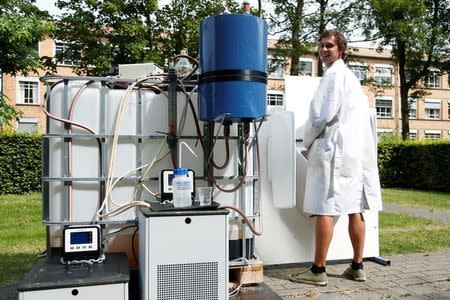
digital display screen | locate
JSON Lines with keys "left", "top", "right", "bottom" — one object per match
{"left": 168, "top": 174, "right": 174, "bottom": 186}
{"left": 70, "top": 231, "right": 92, "bottom": 245}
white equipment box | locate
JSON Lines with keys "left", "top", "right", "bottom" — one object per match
{"left": 139, "top": 208, "right": 229, "bottom": 300}
{"left": 17, "top": 253, "right": 129, "bottom": 300}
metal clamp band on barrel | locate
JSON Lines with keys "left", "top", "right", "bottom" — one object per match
{"left": 199, "top": 69, "right": 267, "bottom": 85}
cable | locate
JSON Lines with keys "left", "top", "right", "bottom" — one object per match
{"left": 229, "top": 258, "right": 253, "bottom": 297}
{"left": 101, "top": 225, "right": 137, "bottom": 241}
{"left": 100, "top": 76, "right": 168, "bottom": 217}
{"left": 41, "top": 80, "right": 101, "bottom": 221}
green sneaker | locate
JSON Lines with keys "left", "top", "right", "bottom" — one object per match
{"left": 344, "top": 266, "right": 366, "bottom": 281}
{"left": 289, "top": 269, "right": 328, "bottom": 286}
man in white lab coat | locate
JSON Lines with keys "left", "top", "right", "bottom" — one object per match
{"left": 289, "top": 30, "right": 383, "bottom": 286}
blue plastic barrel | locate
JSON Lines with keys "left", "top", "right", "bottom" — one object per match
{"left": 199, "top": 13, "right": 267, "bottom": 123}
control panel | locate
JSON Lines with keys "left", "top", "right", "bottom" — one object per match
{"left": 63, "top": 225, "right": 101, "bottom": 261}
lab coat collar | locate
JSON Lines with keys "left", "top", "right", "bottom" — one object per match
{"left": 324, "top": 59, "right": 345, "bottom": 74}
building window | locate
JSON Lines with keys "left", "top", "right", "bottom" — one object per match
{"left": 267, "top": 57, "right": 284, "bottom": 79}
{"left": 448, "top": 100, "right": 450, "bottom": 120}
{"left": 375, "top": 97, "right": 393, "bottom": 117}
{"left": 409, "top": 99, "right": 417, "bottom": 119}
{"left": 424, "top": 99, "right": 441, "bottom": 119}
{"left": 425, "top": 69, "right": 441, "bottom": 88}
{"left": 376, "top": 128, "right": 394, "bottom": 140}
{"left": 17, "top": 118, "right": 39, "bottom": 133}
{"left": 17, "top": 78, "right": 39, "bottom": 105}
{"left": 349, "top": 62, "right": 368, "bottom": 83}
{"left": 299, "top": 59, "right": 313, "bottom": 76}
{"left": 375, "top": 65, "right": 392, "bottom": 85}
{"left": 267, "top": 92, "right": 284, "bottom": 106}
{"left": 424, "top": 130, "right": 441, "bottom": 140}
{"left": 409, "top": 130, "right": 417, "bottom": 140}
{"left": 55, "top": 41, "right": 75, "bottom": 66}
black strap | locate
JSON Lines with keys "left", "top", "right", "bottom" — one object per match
{"left": 199, "top": 69, "right": 267, "bottom": 85}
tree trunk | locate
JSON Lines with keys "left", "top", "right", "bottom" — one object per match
{"left": 289, "top": 0, "right": 304, "bottom": 75}
{"left": 317, "top": 0, "right": 327, "bottom": 76}
{"left": 397, "top": 40, "right": 410, "bottom": 140}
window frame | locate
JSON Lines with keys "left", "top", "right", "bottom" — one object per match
{"left": 16, "top": 77, "right": 40, "bottom": 105}
{"left": 425, "top": 68, "right": 441, "bottom": 88}
{"left": 424, "top": 130, "right": 441, "bottom": 140}
{"left": 424, "top": 99, "right": 441, "bottom": 120}
{"left": 376, "top": 128, "right": 394, "bottom": 140}
{"left": 54, "top": 40, "right": 76, "bottom": 66}
{"left": 267, "top": 90, "right": 284, "bottom": 107}
{"left": 374, "top": 64, "right": 393, "bottom": 85}
{"left": 349, "top": 62, "right": 368, "bottom": 83}
{"left": 298, "top": 58, "right": 313, "bottom": 76}
{"left": 17, "top": 118, "right": 39, "bottom": 133}
{"left": 375, "top": 96, "right": 393, "bottom": 118}
{"left": 447, "top": 100, "right": 450, "bottom": 120}
{"left": 408, "top": 98, "right": 417, "bottom": 119}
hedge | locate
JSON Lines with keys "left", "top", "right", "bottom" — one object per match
{"left": 0, "top": 133, "right": 42, "bottom": 194}
{"left": 1, "top": 133, "right": 450, "bottom": 194}
{"left": 378, "top": 136, "right": 450, "bottom": 192}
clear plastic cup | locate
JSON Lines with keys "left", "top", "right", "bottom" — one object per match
{"left": 196, "top": 187, "right": 212, "bottom": 206}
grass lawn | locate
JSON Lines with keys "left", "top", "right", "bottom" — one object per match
{"left": 379, "top": 212, "right": 450, "bottom": 256}
{"left": 0, "top": 193, "right": 45, "bottom": 284}
{"left": 382, "top": 187, "right": 450, "bottom": 211}
{"left": 0, "top": 190, "right": 449, "bottom": 285}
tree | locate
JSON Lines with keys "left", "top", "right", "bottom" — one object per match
{"left": 365, "top": 0, "right": 450, "bottom": 139}
{"left": 0, "top": 0, "right": 54, "bottom": 130}
{"left": 269, "top": 0, "right": 364, "bottom": 76}
{"left": 154, "top": 0, "right": 239, "bottom": 61}
{"left": 269, "top": 0, "right": 308, "bottom": 76}
{"left": 55, "top": 0, "right": 242, "bottom": 75}
{"left": 55, "top": 0, "right": 159, "bottom": 76}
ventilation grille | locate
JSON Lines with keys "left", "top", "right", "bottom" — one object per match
{"left": 157, "top": 262, "right": 219, "bottom": 300}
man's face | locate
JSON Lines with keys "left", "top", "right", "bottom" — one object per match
{"left": 318, "top": 35, "right": 342, "bottom": 68}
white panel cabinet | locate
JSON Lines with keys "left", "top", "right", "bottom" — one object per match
{"left": 19, "top": 283, "right": 128, "bottom": 300}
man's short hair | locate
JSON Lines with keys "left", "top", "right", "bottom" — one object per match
{"left": 319, "top": 30, "right": 348, "bottom": 60}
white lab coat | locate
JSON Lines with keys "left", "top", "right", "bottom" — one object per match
{"left": 302, "top": 59, "right": 382, "bottom": 215}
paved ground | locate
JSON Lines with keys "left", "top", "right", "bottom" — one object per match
{"left": 264, "top": 250, "right": 450, "bottom": 299}
{"left": 383, "top": 203, "right": 450, "bottom": 224}
{"left": 3, "top": 251, "right": 448, "bottom": 300}
{"left": 258, "top": 203, "right": 450, "bottom": 299}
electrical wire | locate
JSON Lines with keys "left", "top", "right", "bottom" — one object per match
{"left": 228, "top": 258, "right": 253, "bottom": 297}
{"left": 101, "top": 225, "right": 137, "bottom": 241}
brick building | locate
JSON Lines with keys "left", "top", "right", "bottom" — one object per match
{"left": 1, "top": 37, "right": 450, "bottom": 139}
{"left": 267, "top": 39, "right": 450, "bottom": 140}
{"left": 1, "top": 38, "right": 76, "bottom": 132}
